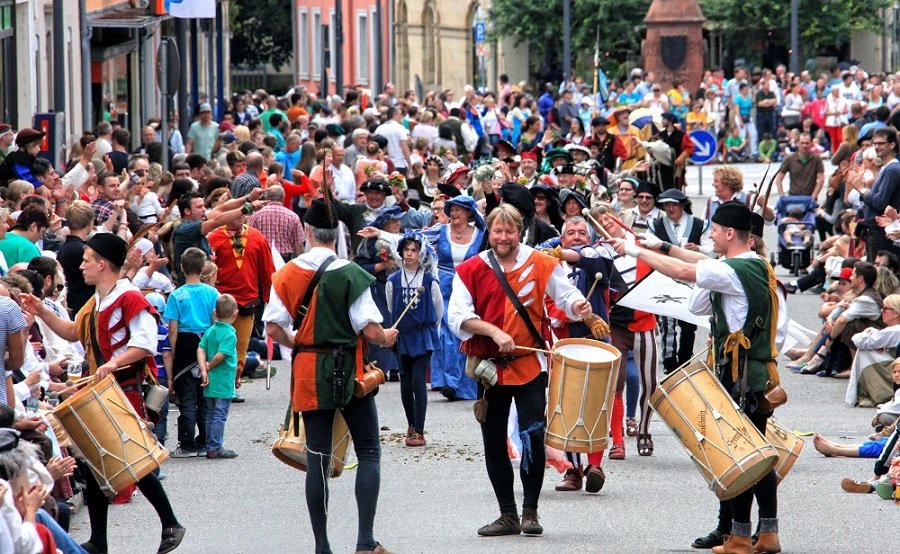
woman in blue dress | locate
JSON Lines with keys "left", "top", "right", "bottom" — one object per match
{"left": 421, "top": 196, "right": 486, "bottom": 401}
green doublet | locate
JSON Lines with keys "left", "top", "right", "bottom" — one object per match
{"left": 711, "top": 257, "right": 774, "bottom": 394}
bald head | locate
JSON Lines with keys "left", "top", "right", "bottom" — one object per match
{"left": 263, "top": 185, "right": 285, "bottom": 202}
{"left": 245, "top": 151, "right": 264, "bottom": 172}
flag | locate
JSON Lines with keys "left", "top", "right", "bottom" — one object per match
{"left": 615, "top": 270, "right": 710, "bottom": 327}
{"left": 165, "top": 0, "right": 215, "bottom": 19}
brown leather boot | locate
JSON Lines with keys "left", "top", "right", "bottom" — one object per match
{"left": 554, "top": 467, "right": 583, "bottom": 491}
{"left": 753, "top": 532, "right": 781, "bottom": 553}
{"left": 712, "top": 534, "right": 753, "bottom": 554}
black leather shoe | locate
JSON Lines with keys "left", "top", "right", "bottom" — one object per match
{"left": 441, "top": 387, "right": 458, "bottom": 401}
{"left": 691, "top": 529, "right": 727, "bottom": 549}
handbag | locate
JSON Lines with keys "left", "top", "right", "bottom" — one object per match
{"left": 354, "top": 361, "right": 385, "bottom": 398}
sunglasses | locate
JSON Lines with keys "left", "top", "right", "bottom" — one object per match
{"left": 637, "top": 195, "right": 655, "bottom": 200}
{"left": 132, "top": 169, "right": 147, "bottom": 177}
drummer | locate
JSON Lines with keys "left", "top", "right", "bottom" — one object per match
{"left": 263, "top": 198, "right": 399, "bottom": 554}
{"left": 448, "top": 204, "right": 591, "bottom": 537}
{"left": 613, "top": 201, "right": 783, "bottom": 554}
{"left": 22, "top": 233, "right": 186, "bottom": 554}
{"left": 544, "top": 215, "right": 614, "bottom": 493}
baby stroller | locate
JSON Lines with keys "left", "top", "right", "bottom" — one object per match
{"left": 774, "top": 195, "right": 817, "bottom": 276}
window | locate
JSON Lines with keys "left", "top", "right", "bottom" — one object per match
{"left": 298, "top": 9, "right": 309, "bottom": 77}
{"left": 328, "top": 10, "right": 336, "bottom": 82}
{"left": 356, "top": 12, "right": 368, "bottom": 84}
{"left": 312, "top": 10, "right": 322, "bottom": 78}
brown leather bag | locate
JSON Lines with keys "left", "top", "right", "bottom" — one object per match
{"left": 758, "top": 382, "right": 788, "bottom": 413}
{"left": 354, "top": 362, "right": 385, "bottom": 398}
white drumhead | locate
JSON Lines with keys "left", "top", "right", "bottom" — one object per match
{"left": 556, "top": 343, "right": 618, "bottom": 363}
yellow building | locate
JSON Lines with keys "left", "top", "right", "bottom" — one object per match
{"left": 392, "top": 0, "right": 529, "bottom": 95}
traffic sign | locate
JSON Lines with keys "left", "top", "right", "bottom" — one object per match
{"left": 474, "top": 22, "right": 486, "bottom": 43}
{"left": 689, "top": 129, "right": 717, "bottom": 165}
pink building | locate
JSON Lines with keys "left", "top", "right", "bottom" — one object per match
{"left": 293, "top": 0, "right": 391, "bottom": 96}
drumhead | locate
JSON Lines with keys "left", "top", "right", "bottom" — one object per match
{"left": 556, "top": 343, "right": 618, "bottom": 363}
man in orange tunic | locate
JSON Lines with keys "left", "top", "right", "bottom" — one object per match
{"left": 264, "top": 198, "right": 398, "bottom": 554}
{"left": 449, "top": 204, "right": 591, "bottom": 538}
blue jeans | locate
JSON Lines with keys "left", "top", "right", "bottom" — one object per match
{"left": 36, "top": 509, "right": 87, "bottom": 554}
{"left": 205, "top": 397, "right": 232, "bottom": 452}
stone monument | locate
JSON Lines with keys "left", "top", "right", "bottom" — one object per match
{"left": 641, "top": 0, "right": 705, "bottom": 92}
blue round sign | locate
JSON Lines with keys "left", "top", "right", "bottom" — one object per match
{"left": 689, "top": 130, "right": 717, "bottom": 165}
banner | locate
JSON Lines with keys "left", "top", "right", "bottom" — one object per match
{"left": 166, "top": 0, "right": 215, "bottom": 19}
{"left": 615, "top": 270, "right": 710, "bottom": 327}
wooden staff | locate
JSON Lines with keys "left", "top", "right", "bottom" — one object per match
{"left": 581, "top": 208, "right": 614, "bottom": 241}
{"left": 513, "top": 345, "right": 553, "bottom": 355}
{"left": 586, "top": 271, "right": 603, "bottom": 299}
{"left": 595, "top": 205, "right": 637, "bottom": 237}
{"left": 390, "top": 286, "right": 426, "bottom": 329}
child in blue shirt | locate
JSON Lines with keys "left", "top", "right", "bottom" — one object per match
{"left": 165, "top": 247, "right": 220, "bottom": 458}
{"left": 198, "top": 294, "right": 239, "bottom": 459}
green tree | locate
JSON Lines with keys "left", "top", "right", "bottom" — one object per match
{"left": 701, "top": 0, "right": 890, "bottom": 62}
{"left": 230, "top": 0, "right": 293, "bottom": 70}
{"left": 488, "top": 0, "right": 650, "bottom": 80}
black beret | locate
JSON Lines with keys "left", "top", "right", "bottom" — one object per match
{"left": 303, "top": 198, "right": 339, "bottom": 229}
{"left": 86, "top": 233, "right": 128, "bottom": 268}
{"left": 711, "top": 201, "right": 753, "bottom": 231}
{"left": 750, "top": 212, "right": 765, "bottom": 237}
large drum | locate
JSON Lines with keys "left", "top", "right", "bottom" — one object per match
{"left": 53, "top": 376, "right": 168, "bottom": 496}
{"left": 766, "top": 418, "right": 804, "bottom": 484}
{"left": 272, "top": 410, "right": 353, "bottom": 478}
{"left": 546, "top": 338, "right": 621, "bottom": 453}
{"left": 651, "top": 361, "right": 779, "bottom": 500}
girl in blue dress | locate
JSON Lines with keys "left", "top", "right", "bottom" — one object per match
{"left": 386, "top": 231, "right": 442, "bottom": 446}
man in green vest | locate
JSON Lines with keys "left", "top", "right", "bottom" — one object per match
{"left": 612, "top": 201, "right": 782, "bottom": 554}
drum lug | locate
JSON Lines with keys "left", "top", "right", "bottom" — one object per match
{"left": 711, "top": 409, "right": 723, "bottom": 420}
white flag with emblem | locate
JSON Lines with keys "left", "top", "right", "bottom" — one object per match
{"left": 615, "top": 270, "right": 709, "bottom": 327}
{"left": 166, "top": 0, "right": 215, "bottom": 19}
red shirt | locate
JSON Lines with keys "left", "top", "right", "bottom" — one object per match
{"left": 207, "top": 225, "right": 275, "bottom": 306}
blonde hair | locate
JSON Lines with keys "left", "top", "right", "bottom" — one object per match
{"left": 5, "top": 180, "right": 33, "bottom": 209}
{"left": 485, "top": 203, "right": 523, "bottom": 232}
{"left": 713, "top": 166, "right": 743, "bottom": 192}
{"left": 842, "top": 124, "right": 859, "bottom": 145}
{"left": 66, "top": 200, "right": 95, "bottom": 231}
{"left": 884, "top": 293, "right": 900, "bottom": 314}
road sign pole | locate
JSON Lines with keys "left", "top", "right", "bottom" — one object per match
{"left": 698, "top": 164, "right": 702, "bottom": 196}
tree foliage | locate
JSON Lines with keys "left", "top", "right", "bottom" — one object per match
{"left": 488, "top": 0, "right": 651, "bottom": 80}
{"left": 489, "top": 0, "right": 889, "bottom": 80}
{"left": 701, "top": 0, "right": 890, "bottom": 61}
{"left": 230, "top": 0, "right": 293, "bottom": 71}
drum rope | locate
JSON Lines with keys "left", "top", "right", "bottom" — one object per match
{"left": 305, "top": 446, "right": 333, "bottom": 517}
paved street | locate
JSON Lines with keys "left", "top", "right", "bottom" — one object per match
{"left": 71, "top": 163, "right": 895, "bottom": 553}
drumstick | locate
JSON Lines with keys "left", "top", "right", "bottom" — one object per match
{"left": 585, "top": 272, "right": 603, "bottom": 299}
{"left": 581, "top": 208, "right": 614, "bottom": 241}
{"left": 390, "top": 286, "right": 426, "bottom": 330}
{"left": 513, "top": 345, "right": 553, "bottom": 355}
{"left": 595, "top": 205, "right": 637, "bottom": 237}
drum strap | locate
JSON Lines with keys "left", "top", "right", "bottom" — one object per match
{"left": 487, "top": 251, "right": 546, "bottom": 350}
{"left": 292, "top": 255, "right": 337, "bottom": 330}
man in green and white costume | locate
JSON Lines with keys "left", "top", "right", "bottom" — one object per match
{"left": 612, "top": 200, "right": 785, "bottom": 554}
